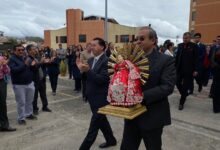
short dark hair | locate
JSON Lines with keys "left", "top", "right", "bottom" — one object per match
{"left": 26, "top": 44, "right": 35, "bottom": 52}
{"left": 13, "top": 44, "right": 23, "bottom": 51}
{"left": 163, "top": 39, "right": 171, "bottom": 47}
{"left": 194, "top": 33, "right": 201, "bottom": 38}
{"left": 93, "top": 37, "right": 106, "bottom": 50}
{"left": 166, "top": 42, "right": 174, "bottom": 49}
{"left": 183, "top": 32, "right": 192, "bottom": 37}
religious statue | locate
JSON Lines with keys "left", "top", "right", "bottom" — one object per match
{"left": 98, "top": 44, "right": 150, "bottom": 119}
{"left": 107, "top": 54, "right": 143, "bottom": 106}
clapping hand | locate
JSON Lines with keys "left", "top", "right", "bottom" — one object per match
{"left": 193, "top": 71, "right": 198, "bottom": 77}
{"left": 80, "top": 63, "right": 90, "bottom": 72}
{"left": 31, "top": 60, "right": 37, "bottom": 66}
{"left": 76, "top": 58, "right": 90, "bottom": 72}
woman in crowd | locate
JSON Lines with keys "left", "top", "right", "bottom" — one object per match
{"left": 47, "top": 50, "right": 60, "bottom": 95}
{"left": 66, "top": 45, "right": 75, "bottom": 79}
{"left": 164, "top": 42, "right": 174, "bottom": 57}
{"left": 0, "top": 56, "right": 16, "bottom": 132}
{"left": 72, "top": 46, "right": 82, "bottom": 92}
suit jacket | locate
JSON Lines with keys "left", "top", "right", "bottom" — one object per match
{"left": 86, "top": 54, "right": 110, "bottom": 112}
{"left": 175, "top": 42, "right": 199, "bottom": 75}
{"left": 127, "top": 50, "right": 176, "bottom": 130}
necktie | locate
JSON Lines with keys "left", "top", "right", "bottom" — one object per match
{"left": 92, "top": 58, "right": 97, "bottom": 69}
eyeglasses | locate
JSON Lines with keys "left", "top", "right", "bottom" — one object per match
{"left": 135, "top": 36, "right": 145, "bottom": 41}
{"left": 17, "top": 49, "right": 24, "bottom": 51}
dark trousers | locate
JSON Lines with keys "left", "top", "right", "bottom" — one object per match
{"left": 75, "top": 78, "right": 81, "bottom": 91}
{"left": 33, "top": 78, "right": 48, "bottom": 111}
{"left": 79, "top": 112, "right": 116, "bottom": 150}
{"left": 202, "top": 68, "right": 210, "bottom": 86}
{"left": 81, "top": 73, "right": 87, "bottom": 98}
{"left": 48, "top": 74, "right": 58, "bottom": 92}
{"left": 121, "top": 120, "right": 163, "bottom": 150}
{"left": 68, "top": 63, "right": 73, "bottom": 79}
{"left": 195, "top": 67, "right": 210, "bottom": 89}
{"left": 0, "top": 79, "right": 9, "bottom": 128}
{"left": 212, "top": 68, "right": 220, "bottom": 112}
{"left": 176, "top": 73, "right": 194, "bottom": 105}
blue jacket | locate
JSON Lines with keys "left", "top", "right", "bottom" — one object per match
{"left": 8, "top": 55, "right": 33, "bottom": 85}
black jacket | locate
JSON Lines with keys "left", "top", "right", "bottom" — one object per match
{"left": 86, "top": 54, "right": 110, "bottom": 112}
{"left": 127, "top": 50, "right": 176, "bottom": 130}
{"left": 47, "top": 57, "right": 60, "bottom": 75}
{"left": 175, "top": 42, "right": 199, "bottom": 75}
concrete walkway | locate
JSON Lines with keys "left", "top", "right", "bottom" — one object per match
{"left": 0, "top": 77, "right": 220, "bottom": 150}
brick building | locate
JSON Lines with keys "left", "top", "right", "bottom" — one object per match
{"left": 44, "top": 9, "right": 140, "bottom": 49}
{"left": 189, "top": 0, "right": 220, "bottom": 44}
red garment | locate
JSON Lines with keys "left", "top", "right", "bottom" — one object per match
{"left": 107, "top": 60, "right": 143, "bottom": 106}
{"left": 203, "top": 53, "right": 210, "bottom": 68}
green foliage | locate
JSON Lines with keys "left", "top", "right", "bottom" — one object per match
{"left": 25, "top": 36, "right": 44, "bottom": 42}
{"left": 60, "top": 60, "right": 67, "bottom": 76}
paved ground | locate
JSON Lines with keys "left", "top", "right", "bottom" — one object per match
{"left": 0, "top": 76, "right": 220, "bottom": 150}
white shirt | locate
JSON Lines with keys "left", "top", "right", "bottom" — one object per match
{"left": 92, "top": 52, "right": 104, "bottom": 69}
{"left": 164, "top": 49, "right": 173, "bottom": 57}
{"left": 94, "top": 52, "right": 104, "bottom": 62}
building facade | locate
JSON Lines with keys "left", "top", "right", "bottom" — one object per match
{"left": 44, "top": 9, "right": 140, "bottom": 49}
{"left": 189, "top": 0, "right": 220, "bottom": 44}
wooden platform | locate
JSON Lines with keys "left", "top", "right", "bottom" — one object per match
{"left": 98, "top": 104, "right": 147, "bottom": 120}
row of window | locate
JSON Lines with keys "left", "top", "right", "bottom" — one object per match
{"left": 55, "top": 34, "right": 135, "bottom": 43}
{"left": 56, "top": 35, "right": 86, "bottom": 43}
{"left": 115, "top": 35, "right": 135, "bottom": 43}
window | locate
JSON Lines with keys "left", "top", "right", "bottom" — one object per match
{"left": 120, "top": 35, "right": 129, "bottom": 43}
{"left": 60, "top": 36, "right": 67, "bottom": 43}
{"left": 192, "top": 11, "right": 196, "bottom": 21}
{"left": 115, "top": 35, "right": 118, "bottom": 43}
{"left": 79, "top": 34, "right": 86, "bottom": 43}
{"left": 56, "top": 36, "right": 59, "bottom": 43}
{"left": 132, "top": 35, "right": 135, "bottom": 42}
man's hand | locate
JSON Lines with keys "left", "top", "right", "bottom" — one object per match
{"left": 24, "top": 58, "right": 30, "bottom": 66}
{"left": 76, "top": 58, "right": 90, "bottom": 72}
{"left": 31, "top": 60, "right": 37, "bottom": 66}
{"left": 81, "top": 64, "right": 90, "bottom": 72}
{"left": 0, "top": 58, "right": 8, "bottom": 65}
{"left": 193, "top": 71, "right": 198, "bottom": 77}
{"left": 2, "top": 59, "right": 8, "bottom": 65}
{"left": 0, "top": 60, "right": 3, "bottom": 66}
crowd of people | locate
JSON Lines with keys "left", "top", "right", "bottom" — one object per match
{"left": 0, "top": 26, "right": 220, "bottom": 150}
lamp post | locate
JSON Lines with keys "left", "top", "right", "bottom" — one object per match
{"left": 104, "top": 0, "right": 108, "bottom": 42}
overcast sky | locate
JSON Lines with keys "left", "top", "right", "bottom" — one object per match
{"left": 0, "top": 0, "right": 190, "bottom": 43}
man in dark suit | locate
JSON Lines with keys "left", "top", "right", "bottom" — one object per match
{"left": 78, "top": 38, "right": 116, "bottom": 150}
{"left": 193, "top": 33, "right": 206, "bottom": 92}
{"left": 176, "top": 32, "right": 199, "bottom": 110}
{"left": 120, "top": 27, "right": 176, "bottom": 150}
{"left": 209, "top": 35, "right": 220, "bottom": 98}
